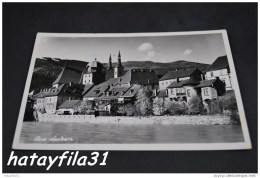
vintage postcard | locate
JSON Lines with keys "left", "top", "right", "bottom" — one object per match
{"left": 12, "top": 30, "right": 251, "bottom": 150}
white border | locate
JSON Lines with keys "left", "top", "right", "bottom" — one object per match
{"left": 12, "top": 30, "right": 252, "bottom": 150}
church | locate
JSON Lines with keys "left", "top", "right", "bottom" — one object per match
{"left": 105, "top": 51, "right": 125, "bottom": 80}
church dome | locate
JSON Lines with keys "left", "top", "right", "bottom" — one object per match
{"left": 86, "top": 59, "right": 103, "bottom": 73}
{"left": 87, "top": 60, "right": 103, "bottom": 68}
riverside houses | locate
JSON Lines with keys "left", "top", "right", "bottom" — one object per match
{"left": 39, "top": 83, "right": 84, "bottom": 114}
{"left": 33, "top": 53, "right": 229, "bottom": 115}
{"left": 159, "top": 68, "right": 204, "bottom": 90}
{"left": 205, "top": 55, "right": 232, "bottom": 90}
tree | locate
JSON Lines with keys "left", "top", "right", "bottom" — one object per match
{"left": 135, "top": 88, "right": 153, "bottom": 116}
{"left": 219, "top": 92, "right": 240, "bottom": 124}
{"left": 187, "top": 96, "right": 204, "bottom": 114}
{"left": 153, "top": 97, "right": 165, "bottom": 115}
{"left": 77, "top": 100, "right": 95, "bottom": 115}
{"left": 221, "top": 93, "right": 238, "bottom": 112}
{"left": 110, "top": 101, "right": 119, "bottom": 116}
{"left": 118, "top": 103, "right": 137, "bottom": 116}
{"left": 208, "top": 99, "right": 223, "bottom": 114}
{"left": 165, "top": 100, "right": 188, "bottom": 115}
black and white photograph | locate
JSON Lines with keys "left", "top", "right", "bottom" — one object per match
{"left": 12, "top": 30, "right": 251, "bottom": 150}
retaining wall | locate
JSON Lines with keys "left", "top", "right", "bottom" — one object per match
{"left": 38, "top": 113, "right": 232, "bottom": 125}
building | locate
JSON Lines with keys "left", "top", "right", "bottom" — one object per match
{"left": 83, "top": 84, "right": 110, "bottom": 101}
{"left": 117, "top": 84, "right": 141, "bottom": 104}
{"left": 166, "top": 76, "right": 201, "bottom": 102}
{"left": 37, "top": 83, "right": 84, "bottom": 114}
{"left": 57, "top": 100, "right": 82, "bottom": 115}
{"left": 34, "top": 92, "right": 46, "bottom": 112}
{"left": 165, "top": 75, "right": 225, "bottom": 104}
{"left": 113, "top": 51, "right": 125, "bottom": 78}
{"left": 119, "top": 68, "right": 159, "bottom": 89}
{"left": 81, "top": 58, "right": 105, "bottom": 85}
{"left": 159, "top": 68, "right": 203, "bottom": 90}
{"left": 194, "top": 78, "right": 226, "bottom": 102}
{"left": 205, "top": 55, "right": 232, "bottom": 90}
{"left": 105, "top": 54, "right": 115, "bottom": 80}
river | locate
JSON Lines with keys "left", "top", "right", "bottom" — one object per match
{"left": 20, "top": 122, "right": 244, "bottom": 144}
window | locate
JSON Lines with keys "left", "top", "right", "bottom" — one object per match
{"left": 210, "top": 72, "right": 214, "bottom": 77}
{"left": 203, "top": 88, "right": 209, "bottom": 96}
{"left": 162, "top": 82, "right": 164, "bottom": 85}
{"left": 187, "top": 89, "right": 191, "bottom": 97}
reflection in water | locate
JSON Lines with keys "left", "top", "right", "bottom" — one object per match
{"left": 20, "top": 122, "right": 244, "bottom": 144}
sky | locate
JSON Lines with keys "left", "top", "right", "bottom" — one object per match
{"left": 36, "top": 33, "right": 227, "bottom": 64}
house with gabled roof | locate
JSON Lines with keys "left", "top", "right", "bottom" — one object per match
{"left": 159, "top": 67, "right": 203, "bottom": 90}
{"left": 83, "top": 84, "right": 110, "bottom": 101}
{"left": 205, "top": 55, "right": 232, "bottom": 90}
{"left": 34, "top": 83, "right": 84, "bottom": 114}
{"left": 194, "top": 78, "right": 226, "bottom": 102}
{"left": 166, "top": 73, "right": 202, "bottom": 102}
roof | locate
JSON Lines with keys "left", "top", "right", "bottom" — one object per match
{"left": 207, "top": 55, "right": 229, "bottom": 72}
{"left": 33, "top": 92, "right": 46, "bottom": 99}
{"left": 120, "top": 68, "right": 159, "bottom": 85}
{"left": 53, "top": 64, "right": 83, "bottom": 85}
{"left": 43, "top": 84, "right": 66, "bottom": 97}
{"left": 194, "top": 79, "right": 217, "bottom": 88}
{"left": 99, "top": 77, "right": 121, "bottom": 87}
{"left": 82, "top": 84, "right": 94, "bottom": 95}
{"left": 167, "top": 81, "right": 185, "bottom": 88}
{"left": 83, "top": 84, "right": 110, "bottom": 98}
{"left": 87, "top": 60, "right": 103, "bottom": 68}
{"left": 167, "top": 76, "right": 201, "bottom": 88}
{"left": 42, "top": 83, "right": 84, "bottom": 97}
{"left": 121, "top": 84, "right": 141, "bottom": 98}
{"left": 181, "top": 77, "right": 201, "bottom": 86}
{"left": 99, "top": 85, "right": 131, "bottom": 100}
{"left": 58, "top": 100, "right": 82, "bottom": 109}
{"left": 159, "top": 68, "right": 198, "bottom": 81}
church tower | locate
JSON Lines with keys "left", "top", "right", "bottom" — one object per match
{"left": 82, "top": 58, "right": 104, "bottom": 85}
{"left": 108, "top": 54, "right": 113, "bottom": 69}
{"left": 114, "top": 51, "right": 124, "bottom": 78}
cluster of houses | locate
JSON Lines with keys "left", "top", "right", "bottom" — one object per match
{"left": 33, "top": 52, "right": 232, "bottom": 115}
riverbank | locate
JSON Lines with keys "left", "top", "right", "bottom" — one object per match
{"left": 37, "top": 112, "right": 237, "bottom": 125}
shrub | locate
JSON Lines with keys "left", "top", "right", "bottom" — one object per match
{"left": 187, "top": 96, "right": 204, "bottom": 114}
{"left": 110, "top": 101, "right": 119, "bottom": 116}
{"left": 153, "top": 97, "right": 165, "bottom": 115}
{"left": 135, "top": 88, "right": 153, "bottom": 116}
{"left": 77, "top": 100, "right": 95, "bottom": 115}
{"left": 118, "top": 103, "right": 137, "bottom": 116}
{"left": 221, "top": 93, "right": 238, "bottom": 113}
{"left": 208, "top": 99, "right": 223, "bottom": 114}
{"left": 219, "top": 92, "right": 240, "bottom": 124}
{"left": 165, "top": 100, "right": 188, "bottom": 115}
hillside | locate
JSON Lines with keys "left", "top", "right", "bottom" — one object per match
{"left": 30, "top": 57, "right": 210, "bottom": 93}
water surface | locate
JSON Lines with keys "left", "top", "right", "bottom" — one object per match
{"left": 20, "top": 122, "right": 244, "bottom": 144}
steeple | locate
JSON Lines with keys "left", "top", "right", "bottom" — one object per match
{"left": 117, "top": 51, "right": 122, "bottom": 67}
{"left": 108, "top": 54, "right": 113, "bottom": 69}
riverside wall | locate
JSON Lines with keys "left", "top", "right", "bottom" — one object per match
{"left": 38, "top": 114, "right": 233, "bottom": 125}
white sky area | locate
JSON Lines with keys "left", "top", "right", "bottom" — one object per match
{"left": 36, "top": 33, "right": 227, "bottom": 64}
